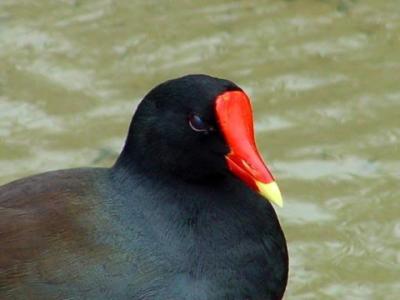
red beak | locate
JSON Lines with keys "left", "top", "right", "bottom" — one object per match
{"left": 215, "top": 91, "right": 283, "bottom": 206}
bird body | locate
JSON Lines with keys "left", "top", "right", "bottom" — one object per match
{"left": 0, "top": 75, "right": 288, "bottom": 299}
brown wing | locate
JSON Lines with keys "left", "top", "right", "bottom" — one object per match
{"left": 0, "top": 169, "right": 110, "bottom": 297}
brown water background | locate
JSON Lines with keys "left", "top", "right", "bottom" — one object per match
{"left": 1, "top": 1, "right": 399, "bottom": 299}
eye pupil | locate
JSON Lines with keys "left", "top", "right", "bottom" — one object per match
{"left": 189, "top": 114, "right": 209, "bottom": 132}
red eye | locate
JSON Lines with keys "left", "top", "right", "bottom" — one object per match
{"left": 188, "top": 114, "right": 212, "bottom": 133}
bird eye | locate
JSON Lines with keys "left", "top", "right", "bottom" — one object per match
{"left": 188, "top": 114, "right": 212, "bottom": 133}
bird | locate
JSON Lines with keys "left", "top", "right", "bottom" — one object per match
{"left": 0, "top": 74, "right": 288, "bottom": 300}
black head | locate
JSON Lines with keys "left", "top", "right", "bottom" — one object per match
{"left": 117, "top": 74, "right": 241, "bottom": 182}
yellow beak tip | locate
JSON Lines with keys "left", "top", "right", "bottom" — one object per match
{"left": 255, "top": 181, "right": 283, "bottom": 207}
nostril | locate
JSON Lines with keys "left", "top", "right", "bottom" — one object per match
{"left": 242, "top": 160, "right": 256, "bottom": 173}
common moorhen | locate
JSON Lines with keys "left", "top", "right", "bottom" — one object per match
{"left": 0, "top": 74, "right": 288, "bottom": 299}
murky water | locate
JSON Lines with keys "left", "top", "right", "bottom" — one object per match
{"left": 1, "top": 0, "right": 399, "bottom": 298}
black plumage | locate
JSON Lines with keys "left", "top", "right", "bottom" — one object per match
{"left": 0, "top": 74, "right": 288, "bottom": 299}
